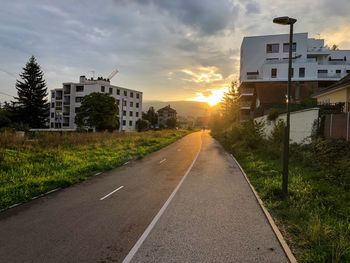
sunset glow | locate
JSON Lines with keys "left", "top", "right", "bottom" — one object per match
{"left": 189, "top": 87, "right": 228, "bottom": 106}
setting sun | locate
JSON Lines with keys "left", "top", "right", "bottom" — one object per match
{"left": 189, "top": 87, "right": 228, "bottom": 106}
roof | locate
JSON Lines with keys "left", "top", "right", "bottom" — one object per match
{"left": 313, "top": 73, "right": 350, "bottom": 97}
{"left": 157, "top": 105, "right": 177, "bottom": 113}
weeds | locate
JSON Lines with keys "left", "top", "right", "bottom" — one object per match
{"left": 0, "top": 130, "right": 190, "bottom": 210}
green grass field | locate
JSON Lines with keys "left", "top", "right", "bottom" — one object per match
{"left": 0, "top": 130, "right": 190, "bottom": 210}
{"left": 234, "top": 150, "right": 350, "bottom": 263}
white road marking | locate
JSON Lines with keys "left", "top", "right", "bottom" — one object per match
{"left": 94, "top": 172, "right": 102, "bottom": 176}
{"left": 122, "top": 135, "right": 203, "bottom": 263}
{"left": 99, "top": 186, "right": 124, "bottom": 201}
{"left": 159, "top": 158, "right": 166, "bottom": 164}
{"left": 123, "top": 161, "right": 129, "bottom": 166}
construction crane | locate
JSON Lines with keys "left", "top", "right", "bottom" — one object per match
{"left": 107, "top": 69, "right": 119, "bottom": 81}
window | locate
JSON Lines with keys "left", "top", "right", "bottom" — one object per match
{"left": 130, "top": 101, "right": 133, "bottom": 107}
{"left": 129, "top": 111, "right": 133, "bottom": 117}
{"left": 123, "top": 100, "right": 127, "bottom": 106}
{"left": 136, "top": 112, "right": 139, "bottom": 117}
{"left": 123, "top": 120, "right": 126, "bottom": 126}
{"left": 271, "top": 68, "right": 277, "bottom": 78}
{"left": 75, "top": 97, "right": 83, "bottom": 103}
{"left": 117, "top": 89, "right": 120, "bottom": 95}
{"left": 136, "top": 103, "right": 139, "bottom": 108}
{"left": 117, "top": 99, "right": 120, "bottom": 105}
{"left": 109, "top": 87, "right": 113, "bottom": 94}
{"left": 124, "top": 90, "right": 127, "bottom": 96}
{"left": 75, "top": 107, "right": 80, "bottom": 113}
{"left": 136, "top": 93, "right": 140, "bottom": 99}
{"left": 266, "top": 43, "right": 279, "bottom": 53}
{"left": 76, "top": 86, "right": 84, "bottom": 92}
{"left": 130, "top": 92, "right": 134, "bottom": 98}
{"left": 123, "top": 110, "right": 126, "bottom": 116}
{"left": 346, "top": 70, "right": 350, "bottom": 74}
{"left": 266, "top": 58, "right": 279, "bottom": 61}
{"left": 51, "top": 112, "right": 54, "bottom": 118}
{"left": 299, "top": 68, "right": 305, "bottom": 78}
{"left": 101, "top": 86, "right": 105, "bottom": 92}
{"left": 51, "top": 92, "right": 55, "bottom": 98}
{"left": 129, "top": 120, "right": 132, "bottom": 126}
{"left": 51, "top": 123, "right": 54, "bottom": 128}
{"left": 51, "top": 102, "right": 55, "bottom": 108}
{"left": 336, "top": 69, "right": 341, "bottom": 74}
{"left": 283, "top": 42, "right": 297, "bottom": 52}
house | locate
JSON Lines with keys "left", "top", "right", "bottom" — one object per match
{"left": 239, "top": 32, "right": 350, "bottom": 119}
{"left": 49, "top": 76, "right": 143, "bottom": 131}
{"left": 157, "top": 105, "right": 177, "bottom": 126}
{"left": 313, "top": 74, "right": 350, "bottom": 112}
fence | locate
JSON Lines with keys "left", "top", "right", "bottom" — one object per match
{"left": 324, "top": 113, "right": 350, "bottom": 141}
{"left": 254, "top": 108, "right": 320, "bottom": 144}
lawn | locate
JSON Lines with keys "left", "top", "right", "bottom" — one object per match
{"left": 0, "top": 130, "right": 190, "bottom": 210}
{"left": 233, "top": 148, "right": 350, "bottom": 263}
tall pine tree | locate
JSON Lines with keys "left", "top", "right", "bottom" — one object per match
{"left": 15, "top": 56, "right": 49, "bottom": 128}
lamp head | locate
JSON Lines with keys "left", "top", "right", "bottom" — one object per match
{"left": 273, "top": 16, "right": 297, "bottom": 25}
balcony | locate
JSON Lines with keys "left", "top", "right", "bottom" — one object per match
{"left": 240, "top": 101, "right": 252, "bottom": 110}
{"left": 239, "top": 88, "right": 254, "bottom": 98}
{"left": 317, "top": 73, "right": 342, "bottom": 79}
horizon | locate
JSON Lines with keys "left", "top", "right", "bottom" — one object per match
{"left": 1, "top": 0, "right": 350, "bottom": 106}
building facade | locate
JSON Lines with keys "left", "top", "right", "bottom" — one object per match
{"left": 49, "top": 76, "right": 143, "bottom": 131}
{"left": 157, "top": 105, "right": 177, "bottom": 126}
{"left": 239, "top": 32, "right": 350, "bottom": 119}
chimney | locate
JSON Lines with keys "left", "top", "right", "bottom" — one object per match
{"left": 79, "top": 75, "right": 86, "bottom": 83}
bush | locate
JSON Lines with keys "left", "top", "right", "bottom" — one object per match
{"left": 267, "top": 108, "right": 281, "bottom": 121}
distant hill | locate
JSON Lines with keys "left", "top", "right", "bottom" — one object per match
{"left": 142, "top": 100, "right": 218, "bottom": 118}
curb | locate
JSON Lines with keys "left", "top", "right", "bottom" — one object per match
{"left": 0, "top": 187, "right": 62, "bottom": 213}
{"left": 230, "top": 154, "right": 297, "bottom": 263}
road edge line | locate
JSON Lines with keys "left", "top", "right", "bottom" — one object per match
{"left": 230, "top": 154, "right": 297, "bottom": 263}
{"left": 122, "top": 133, "right": 203, "bottom": 263}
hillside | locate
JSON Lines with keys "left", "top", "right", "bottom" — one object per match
{"left": 142, "top": 100, "right": 219, "bottom": 117}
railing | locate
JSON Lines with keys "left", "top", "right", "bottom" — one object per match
{"left": 240, "top": 88, "right": 254, "bottom": 96}
{"left": 317, "top": 73, "right": 342, "bottom": 79}
{"left": 318, "top": 61, "right": 350, "bottom": 65}
{"left": 247, "top": 75, "right": 261, "bottom": 80}
{"left": 265, "top": 58, "right": 317, "bottom": 64}
{"left": 240, "top": 101, "right": 252, "bottom": 109}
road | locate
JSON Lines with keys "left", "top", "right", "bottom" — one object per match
{"left": 0, "top": 131, "right": 289, "bottom": 262}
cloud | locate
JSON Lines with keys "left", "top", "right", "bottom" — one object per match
{"left": 181, "top": 67, "right": 223, "bottom": 83}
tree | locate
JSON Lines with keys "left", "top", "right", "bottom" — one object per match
{"left": 75, "top": 92, "right": 119, "bottom": 131}
{"left": 166, "top": 117, "right": 177, "bottom": 129}
{"left": 14, "top": 56, "right": 49, "bottom": 128}
{"left": 331, "top": 44, "right": 339, "bottom": 51}
{"left": 143, "top": 107, "right": 158, "bottom": 127}
{"left": 136, "top": 118, "right": 149, "bottom": 132}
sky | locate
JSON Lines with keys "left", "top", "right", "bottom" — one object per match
{"left": 1, "top": 0, "right": 350, "bottom": 105}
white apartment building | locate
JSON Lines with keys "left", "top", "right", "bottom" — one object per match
{"left": 239, "top": 32, "right": 350, "bottom": 118}
{"left": 49, "top": 76, "right": 143, "bottom": 131}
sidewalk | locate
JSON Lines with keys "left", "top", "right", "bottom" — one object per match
{"left": 129, "top": 132, "right": 289, "bottom": 263}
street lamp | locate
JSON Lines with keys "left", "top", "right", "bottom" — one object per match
{"left": 273, "top": 16, "right": 297, "bottom": 199}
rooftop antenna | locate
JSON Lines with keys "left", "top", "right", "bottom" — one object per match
{"left": 317, "top": 33, "right": 321, "bottom": 39}
{"left": 107, "top": 69, "right": 119, "bottom": 81}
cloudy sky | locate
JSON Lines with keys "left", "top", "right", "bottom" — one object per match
{"left": 1, "top": 0, "right": 350, "bottom": 104}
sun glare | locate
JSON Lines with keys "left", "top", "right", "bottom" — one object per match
{"left": 190, "top": 87, "right": 228, "bottom": 106}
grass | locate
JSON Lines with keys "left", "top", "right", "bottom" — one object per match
{"left": 0, "top": 130, "right": 191, "bottom": 210}
{"left": 233, "top": 149, "right": 350, "bottom": 263}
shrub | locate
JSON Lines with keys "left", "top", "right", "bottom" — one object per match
{"left": 267, "top": 108, "right": 281, "bottom": 121}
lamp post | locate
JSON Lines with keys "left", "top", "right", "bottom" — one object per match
{"left": 273, "top": 16, "right": 297, "bottom": 199}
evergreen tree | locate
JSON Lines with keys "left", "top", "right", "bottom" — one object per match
{"left": 14, "top": 56, "right": 49, "bottom": 128}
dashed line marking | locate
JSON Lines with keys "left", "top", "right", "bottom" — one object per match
{"left": 159, "top": 158, "right": 166, "bottom": 164}
{"left": 100, "top": 186, "right": 124, "bottom": 201}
